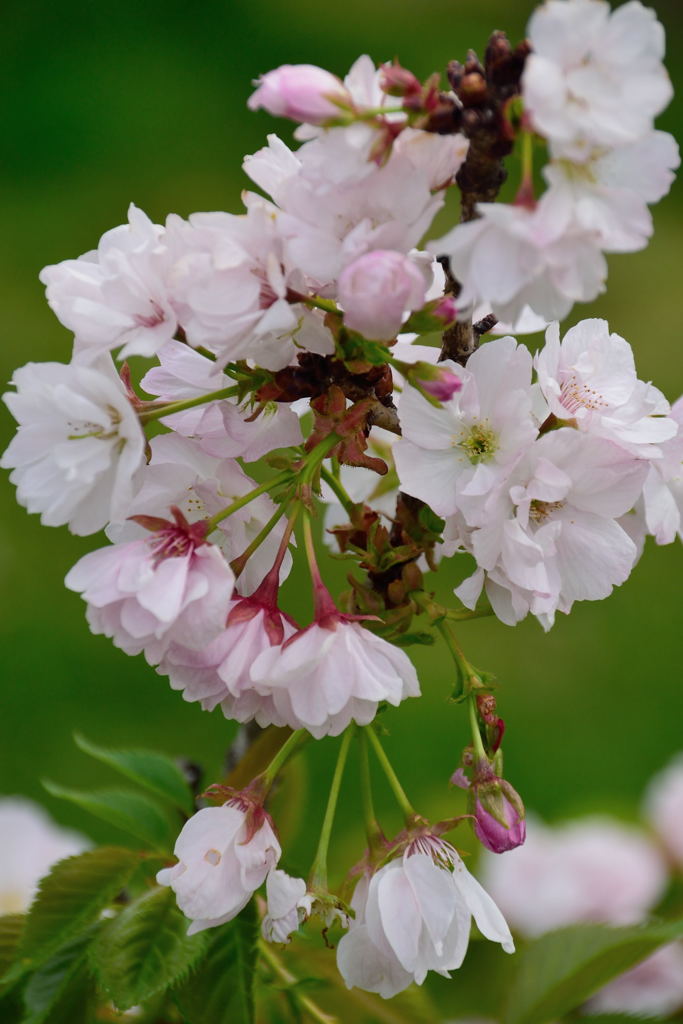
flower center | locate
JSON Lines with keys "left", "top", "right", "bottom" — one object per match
{"left": 560, "top": 373, "right": 608, "bottom": 415}
{"left": 134, "top": 299, "right": 166, "bottom": 329}
{"left": 529, "top": 499, "right": 565, "bottom": 524}
{"left": 454, "top": 421, "right": 498, "bottom": 464}
{"left": 66, "top": 406, "right": 122, "bottom": 442}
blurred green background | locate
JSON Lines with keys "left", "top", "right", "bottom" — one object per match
{"left": 1, "top": 0, "right": 682, "bottom": 1010}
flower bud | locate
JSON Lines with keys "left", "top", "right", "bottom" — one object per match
{"left": 474, "top": 778, "right": 526, "bottom": 854}
{"left": 400, "top": 294, "right": 457, "bottom": 334}
{"left": 248, "top": 64, "right": 352, "bottom": 124}
{"left": 337, "top": 250, "right": 430, "bottom": 341}
{"left": 407, "top": 361, "right": 462, "bottom": 403}
{"left": 380, "top": 61, "right": 422, "bottom": 99}
{"left": 452, "top": 750, "right": 526, "bottom": 854}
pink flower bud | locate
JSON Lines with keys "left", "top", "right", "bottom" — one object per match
{"left": 337, "top": 250, "right": 430, "bottom": 341}
{"left": 410, "top": 362, "right": 462, "bottom": 402}
{"left": 248, "top": 64, "right": 352, "bottom": 124}
{"left": 474, "top": 782, "right": 527, "bottom": 854}
{"left": 380, "top": 62, "right": 422, "bottom": 99}
{"left": 451, "top": 749, "right": 526, "bottom": 854}
{"left": 401, "top": 294, "right": 457, "bottom": 334}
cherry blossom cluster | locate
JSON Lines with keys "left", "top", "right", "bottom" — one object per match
{"left": 435, "top": 0, "right": 680, "bottom": 325}
{"left": 395, "top": 322, "right": 682, "bottom": 629}
{"left": 2, "top": 0, "right": 681, "bottom": 1007}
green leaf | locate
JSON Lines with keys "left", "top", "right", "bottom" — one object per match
{"left": 580, "top": 1017, "right": 673, "bottom": 1024}
{"left": 74, "top": 732, "right": 194, "bottom": 815}
{"left": 0, "top": 916, "right": 25, "bottom": 1022}
{"left": 43, "top": 780, "right": 176, "bottom": 851}
{"left": 0, "top": 917, "right": 24, "bottom": 982}
{"left": 5, "top": 847, "right": 139, "bottom": 981}
{"left": 502, "top": 919, "right": 683, "bottom": 1024}
{"left": 90, "top": 886, "right": 208, "bottom": 1010}
{"left": 175, "top": 900, "right": 258, "bottom": 1024}
{"left": 22, "top": 927, "right": 97, "bottom": 1024}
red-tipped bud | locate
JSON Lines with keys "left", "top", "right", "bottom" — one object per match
{"left": 380, "top": 61, "right": 422, "bottom": 99}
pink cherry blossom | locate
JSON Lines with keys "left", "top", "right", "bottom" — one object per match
{"left": 588, "top": 943, "right": 683, "bottom": 1016}
{"left": 249, "top": 618, "right": 420, "bottom": 739}
{"left": 644, "top": 753, "right": 683, "bottom": 866}
{"left": 480, "top": 816, "right": 667, "bottom": 937}
{"left": 113, "top": 433, "right": 292, "bottom": 596}
{"left": 158, "top": 595, "right": 296, "bottom": 727}
{"left": 157, "top": 802, "right": 280, "bottom": 935}
{"left": 65, "top": 509, "right": 235, "bottom": 664}
{"left": 535, "top": 319, "right": 676, "bottom": 456}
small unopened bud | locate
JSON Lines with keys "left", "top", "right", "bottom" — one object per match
{"left": 411, "top": 362, "right": 462, "bottom": 403}
{"left": 451, "top": 750, "right": 526, "bottom": 854}
{"left": 380, "top": 61, "right": 422, "bottom": 99}
{"left": 401, "top": 294, "right": 457, "bottom": 334}
{"left": 248, "top": 64, "right": 353, "bottom": 125}
{"left": 474, "top": 778, "right": 526, "bottom": 854}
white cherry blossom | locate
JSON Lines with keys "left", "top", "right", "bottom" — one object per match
{"left": 1, "top": 357, "right": 145, "bottom": 535}
{"left": 337, "top": 844, "right": 513, "bottom": 999}
{"left": 535, "top": 320, "right": 676, "bottom": 456}
{"left": 164, "top": 203, "right": 333, "bottom": 370}
{"left": 140, "top": 340, "right": 302, "bottom": 461}
{"left": 40, "top": 204, "right": 176, "bottom": 361}
{"left": 455, "top": 429, "right": 647, "bottom": 629}
{"left": 394, "top": 338, "right": 539, "bottom": 523}
{"left": 157, "top": 802, "right": 280, "bottom": 935}
{"left": 523, "top": 0, "right": 672, "bottom": 161}
{"left": 430, "top": 188, "right": 607, "bottom": 324}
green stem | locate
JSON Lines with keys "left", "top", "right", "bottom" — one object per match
{"left": 358, "top": 729, "right": 385, "bottom": 853}
{"left": 299, "top": 432, "right": 342, "bottom": 485}
{"left": 206, "top": 469, "right": 292, "bottom": 532}
{"left": 468, "top": 695, "right": 487, "bottom": 762}
{"left": 320, "top": 466, "right": 356, "bottom": 516}
{"left": 309, "top": 729, "right": 353, "bottom": 889}
{"left": 230, "top": 493, "right": 294, "bottom": 578}
{"left": 261, "top": 729, "right": 308, "bottom": 790}
{"left": 258, "top": 942, "right": 338, "bottom": 1024}
{"left": 138, "top": 385, "right": 240, "bottom": 424}
{"left": 366, "top": 726, "right": 416, "bottom": 821}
